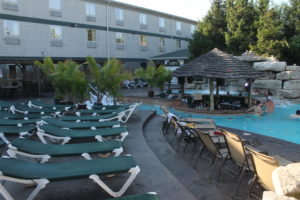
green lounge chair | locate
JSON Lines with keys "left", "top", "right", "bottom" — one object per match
{"left": 10, "top": 104, "right": 62, "bottom": 115}
{"left": 92, "top": 104, "right": 129, "bottom": 110}
{"left": 7, "top": 138, "right": 123, "bottom": 162}
{"left": 0, "top": 110, "right": 47, "bottom": 120}
{"left": 28, "top": 99, "right": 73, "bottom": 110}
{"left": 37, "top": 124, "right": 128, "bottom": 144}
{"left": 0, "top": 156, "right": 140, "bottom": 199}
{"left": 41, "top": 118, "right": 121, "bottom": 129}
{"left": 106, "top": 193, "right": 160, "bottom": 200}
{"left": 75, "top": 102, "right": 141, "bottom": 123}
{"left": 0, "top": 119, "right": 40, "bottom": 126}
{"left": 59, "top": 112, "right": 124, "bottom": 122}
{"left": 75, "top": 108, "right": 126, "bottom": 116}
{"left": 0, "top": 126, "right": 36, "bottom": 144}
{"left": 0, "top": 100, "right": 14, "bottom": 110}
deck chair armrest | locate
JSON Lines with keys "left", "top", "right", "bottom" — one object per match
{"left": 272, "top": 155, "right": 293, "bottom": 166}
{"left": 245, "top": 145, "right": 268, "bottom": 154}
{"left": 117, "top": 131, "right": 129, "bottom": 142}
{"left": 7, "top": 147, "right": 51, "bottom": 163}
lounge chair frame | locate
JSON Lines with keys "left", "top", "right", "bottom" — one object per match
{"left": 0, "top": 131, "right": 31, "bottom": 145}
{"left": 36, "top": 128, "right": 129, "bottom": 144}
{"left": 7, "top": 144, "right": 124, "bottom": 163}
{"left": 0, "top": 157, "right": 140, "bottom": 200}
{"left": 28, "top": 100, "right": 71, "bottom": 111}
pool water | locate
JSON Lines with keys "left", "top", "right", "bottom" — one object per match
{"left": 139, "top": 103, "right": 300, "bottom": 145}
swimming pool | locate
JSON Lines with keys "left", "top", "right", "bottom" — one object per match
{"left": 139, "top": 103, "right": 300, "bottom": 145}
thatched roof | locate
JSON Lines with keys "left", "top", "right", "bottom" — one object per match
{"left": 173, "top": 48, "right": 264, "bottom": 79}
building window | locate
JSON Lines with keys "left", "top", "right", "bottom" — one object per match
{"left": 176, "top": 22, "right": 181, "bottom": 31}
{"left": 191, "top": 25, "right": 196, "bottom": 34}
{"left": 140, "top": 14, "right": 147, "bottom": 26}
{"left": 159, "top": 18, "right": 165, "bottom": 32}
{"left": 87, "top": 29, "right": 96, "bottom": 41}
{"left": 49, "top": 0, "right": 61, "bottom": 10}
{"left": 50, "top": 26, "right": 62, "bottom": 39}
{"left": 86, "top": 2, "right": 96, "bottom": 16}
{"left": 176, "top": 40, "right": 181, "bottom": 48}
{"left": 116, "top": 32, "right": 125, "bottom": 50}
{"left": 115, "top": 8, "right": 124, "bottom": 21}
{"left": 159, "top": 18, "right": 165, "bottom": 28}
{"left": 3, "top": 20, "right": 19, "bottom": 36}
{"left": 140, "top": 35, "right": 147, "bottom": 46}
{"left": 116, "top": 32, "right": 124, "bottom": 44}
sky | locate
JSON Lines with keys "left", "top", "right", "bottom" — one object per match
{"left": 115, "top": 0, "right": 289, "bottom": 21}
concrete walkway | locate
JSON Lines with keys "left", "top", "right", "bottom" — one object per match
{"left": 123, "top": 111, "right": 199, "bottom": 200}
{"left": 143, "top": 114, "right": 227, "bottom": 200}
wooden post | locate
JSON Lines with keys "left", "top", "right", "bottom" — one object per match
{"left": 209, "top": 78, "right": 214, "bottom": 111}
{"left": 248, "top": 79, "right": 252, "bottom": 108}
{"left": 216, "top": 84, "right": 219, "bottom": 108}
{"left": 180, "top": 77, "right": 185, "bottom": 99}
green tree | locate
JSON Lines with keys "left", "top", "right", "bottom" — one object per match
{"left": 283, "top": 0, "right": 300, "bottom": 64}
{"left": 135, "top": 61, "right": 169, "bottom": 96}
{"left": 189, "top": 0, "right": 226, "bottom": 58}
{"left": 87, "top": 57, "right": 131, "bottom": 104}
{"left": 225, "top": 0, "right": 256, "bottom": 54}
{"left": 251, "top": 5, "right": 288, "bottom": 59}
{"left": 155, "top": 66, "right": 169, "bottom": 93}
{"left": 188, "top": 32, "right": 215, "bottom": 59}
{"left": 35, "top": 57, "right": 88, "bottom": 103}
{"left": 199, "top": 0, "right": 227, "bottom": 50}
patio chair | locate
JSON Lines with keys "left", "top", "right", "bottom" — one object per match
{"left": 28, "top": 99, "right": 73, "bottom": 111}
{"left": 106, "top": 192, "right": 160, "bottom": 200}
{"left": 246, "top": 147, "right": 292, "bottom": 199}
{"left": 218, "top": 129, "right": 251, "bottom": 178}
{"left": 192, "top": 129, "right": 228, "bottom": 177}
{"left": 7, "top": 138, "right": 123, "bottom": 162}
{"left": 0, "top": 119, "right": 40, "bottom": 126}
{"left": 59, "top": 112, "right": 124, "bottom": 122}
{"left": 0, "top": 126, "right": 36, "bottom": 144}
{"left": 41, "top": 118, "right": 121, "bottom": 129}
{"left": 0, "top": 156, "right": 140, "bottom": 199}
{"left": 217, "top": 129, "right": 252, "bottom": 195}
{"left": 37, "top": 124, "right": 128, "bottom": 144}
{"left": 183, "top": 118, "right": 217, "bottom": 130}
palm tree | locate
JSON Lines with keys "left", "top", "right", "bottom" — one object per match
{"left": 87, "top": 57, "right": 131, "bottom": 105}
{"left": 135, "top": 61, "right": 169, "bottom": 97}
{"left": 35, "top": 57, "right": 88, "bottom": 103}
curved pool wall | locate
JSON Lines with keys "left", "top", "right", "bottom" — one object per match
{"left": 138, "top": 103, "right": 300, "bottom": 145}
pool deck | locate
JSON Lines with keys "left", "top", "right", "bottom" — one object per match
{"left": 1, "top": 93, "right": 300, "bottom": 199}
